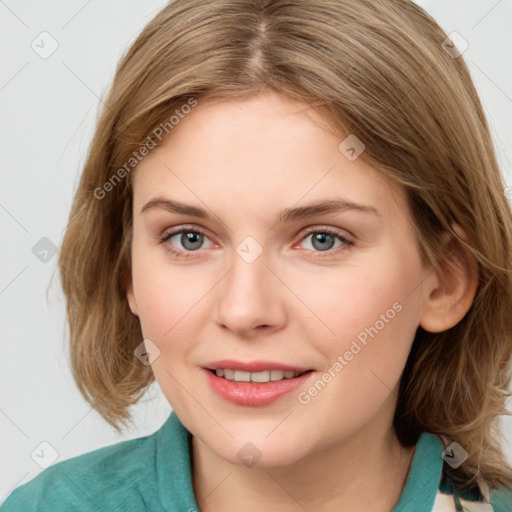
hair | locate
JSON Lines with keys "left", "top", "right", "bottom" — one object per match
{"left": 58, "top": 0, "right": 512, "bottom": 492}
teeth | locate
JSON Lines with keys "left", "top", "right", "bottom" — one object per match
{"left": 234, "top": 370, "right": 251, "bottom": 382}
{"left": 214, "top": 368, "right": 303, "bottom": 382}
{"left": 251, "top": 370, "right": 270, "bottom": 383}
{"left": 271, "top": 370, "right": 285, "bottom": 381}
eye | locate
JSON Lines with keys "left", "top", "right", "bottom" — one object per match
{"left": 159, "top": 227, "right": 214, "bottom": 258}
{"left": 158, "top": 226, "right": 355, "bottom": 259}
{"left": 298, "top": 228, "right": 354, "bottom": 256}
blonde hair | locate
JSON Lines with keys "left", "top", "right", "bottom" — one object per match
{"left": 58, "top": 0, "right": 512, "bottom": 491}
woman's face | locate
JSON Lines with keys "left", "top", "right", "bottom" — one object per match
{"left": 127, "top": 90, "right": 434, "bottom": 467}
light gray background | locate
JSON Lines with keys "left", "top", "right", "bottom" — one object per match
{"left": 1, "top": 0, "right": 511, "bottom": 502}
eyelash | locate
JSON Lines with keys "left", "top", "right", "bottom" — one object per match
{"left": 158, "top": 226, "right": 355, "bottom": 260}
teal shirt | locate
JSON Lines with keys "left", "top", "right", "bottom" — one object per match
{"left": 2, "top": 411, "right": 512, "bottom": 511}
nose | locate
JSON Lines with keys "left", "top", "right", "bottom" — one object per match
{"left": 215, "top": 246, "right": 287, "bottom": 337}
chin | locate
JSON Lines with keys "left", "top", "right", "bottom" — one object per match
{"left": 206, "top": 433, "right": 312, "bottom": 469}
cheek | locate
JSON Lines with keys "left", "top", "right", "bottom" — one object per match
{"left": 291, "top": 256, "right": 420, "bottom": 439}
{"left": 300, "top": 245, "right": 422, "bottom": 367}
{"left": 131, "top": 245, "right": 217, "bottom": 350}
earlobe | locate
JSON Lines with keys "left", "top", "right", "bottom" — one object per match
{"left": 419, "top": 223, "right": 479, "bottom": 333}
{"left": 126, "top": 282, "right": 139, "bottom": 316}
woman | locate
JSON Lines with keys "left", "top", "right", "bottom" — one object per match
{"left": 3, "top": 1, "right": 512, "bottom": 510}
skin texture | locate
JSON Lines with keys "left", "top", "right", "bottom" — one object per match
{"left": 126, "top": 90, "right": 478, "bottom": 511}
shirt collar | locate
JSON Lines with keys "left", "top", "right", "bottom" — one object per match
{"left": 156, "top": 411, "right": 199, "bottom": 512}
{"left": 156, "top": 410, "right": 444, "bottom": 512}
{"left": 391, "top": 432, "right": 444, "bottom": 511}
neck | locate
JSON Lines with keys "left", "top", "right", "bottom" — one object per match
{"left": 191, "top": 414, "right": 415, "bottom": 512}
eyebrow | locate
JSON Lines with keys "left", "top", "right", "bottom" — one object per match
{"left": 141, "top": 197, "right": 382, "bottom": 222}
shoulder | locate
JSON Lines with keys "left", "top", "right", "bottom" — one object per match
{"left": 1, "top": 430, "right": 162, "bottom": 512}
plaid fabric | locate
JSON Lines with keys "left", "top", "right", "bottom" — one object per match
{"left": 432, "top": 478, "right": 495, "bottom": 512}
{"left": 433, "top": 435, "right": 498, "bottom": 512}
{"left": 432, "top": 491, "right": 494, "bottom": 511}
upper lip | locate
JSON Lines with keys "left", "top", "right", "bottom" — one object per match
{"left": 204, "top": 359, "right": 313, "bottom": 373}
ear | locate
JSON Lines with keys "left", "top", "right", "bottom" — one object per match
{"left": 419, "top": 223, "right": 479, "bottom": 333}
{"left": 126, "top": 280, "right": 139, "bottom": 317}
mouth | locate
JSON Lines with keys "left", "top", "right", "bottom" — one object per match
{"left": 202, "top": 362, "right": 315, "bottom": 406}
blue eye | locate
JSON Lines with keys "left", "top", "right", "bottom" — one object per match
{"left": 159, "top": 226, "right": 354, "bottom": 259}
{"left": 170, "top": 231, "right": 205, "bottom": 251}
{"left": 160, "top": 228, "right": 213, "bottom": 258}
{"left": 299, "top": 229, "right": 354, "bottom": 256}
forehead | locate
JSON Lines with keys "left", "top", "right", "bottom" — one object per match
{"left": 132, "top": 91, "right": 407, "bottom": 222}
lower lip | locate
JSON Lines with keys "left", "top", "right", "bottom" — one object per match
{"left": 203, "top": 369, "right": 314, "bottom": 406}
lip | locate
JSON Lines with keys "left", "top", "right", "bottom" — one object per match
{"left": 203, "top": 368, "right": 314, "bottom": 406}
{"left": 204, "top": 359, "right": 312, "bottom": 373}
